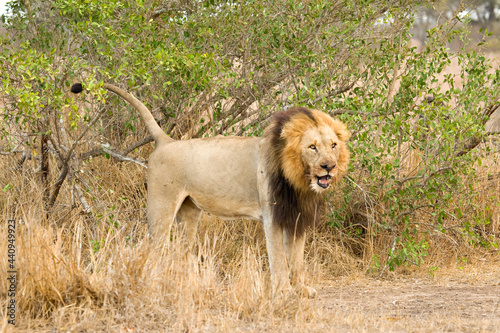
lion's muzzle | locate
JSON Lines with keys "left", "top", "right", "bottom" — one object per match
{"left": 316, "top": 174, "right": 332, "bottom": 189}
{"left": 320, "top": 163, "right": 336, "bottom": 173}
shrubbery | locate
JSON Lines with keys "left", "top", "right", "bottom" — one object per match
{"left": 1, "top": 0, "right": 499, "bottom": 273}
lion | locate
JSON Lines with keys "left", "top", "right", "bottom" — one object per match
{"left": 71, "top": 83, "right": 350, "bottom": 298}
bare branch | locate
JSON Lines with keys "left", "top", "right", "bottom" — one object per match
{"left": 122, "top": 135, "right": 154, "bottom": 155}
{"left": 79, "top": 135, "right": 154, "bottom": 161}
{"left": 74, "top": 181, "right": 92, "bottom": 214}
{"left": 47, "top": 164, "right": 69, "bottom": 208}
{"left": 64, "top": 107, "right": 107, "bottom": 164}
{"left": 41, "top": 134, "right": 50, "bottom": 205}
{"left": 99, "top": 144, "right": 148, "bottom": 168}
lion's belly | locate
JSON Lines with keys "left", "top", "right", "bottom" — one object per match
{"left": 185, "top": 158, "right": 263, "bottom": 220}
{"left": 189, "top": 195, "right": 262, "bottom": 220}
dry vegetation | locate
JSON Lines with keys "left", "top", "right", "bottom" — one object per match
{"left": 2, "top": 0, "right": 500, "bottom": 330}
{"left": 1, "top": 115, "right": 500, "bottom": 332}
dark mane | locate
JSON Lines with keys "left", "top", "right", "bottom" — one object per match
{"left": 268, "top": 171, "right": 325, "bottom": 237}
{"left": 267, "top": 107, "right": 316, "bottom": 149}
{"left": 264, "top": 107, "right": 325, "bottom": 237}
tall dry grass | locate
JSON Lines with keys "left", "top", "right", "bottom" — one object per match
{"left": 0, "top": 153, "right": 357, "bottom": 331}
{"left": 0, "top": 137, "right": 499, "bottom": 331}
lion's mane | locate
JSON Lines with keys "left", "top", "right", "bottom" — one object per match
{"left": 264, "top": 107, "right": 350, "bottom": 237}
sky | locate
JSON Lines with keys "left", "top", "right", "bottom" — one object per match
{"left": 0, "top": 0, "right": 8, "bottom": 16}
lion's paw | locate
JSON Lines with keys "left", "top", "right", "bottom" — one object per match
{"left": 297, "top": 284, "right": 317, "bottom": 298}
{"left": 271, "top": 281, "right": 293, "bottom": 298}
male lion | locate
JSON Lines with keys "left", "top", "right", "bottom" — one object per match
{"left": 71, "top": 83, "right": 350, "bottom": 297}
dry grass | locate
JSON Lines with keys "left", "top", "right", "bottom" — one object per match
{"left": 1, "top": 136, "right": 500, "bottom": 332}
{"left": 0, "top": 154, "right": 341, "bottom": 331}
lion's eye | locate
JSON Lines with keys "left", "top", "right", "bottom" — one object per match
{"left": 309, "top": 144, "right": 317, "bottom": 151}
{"left": 332, "top": 143, "right": 337, "bottom": 149}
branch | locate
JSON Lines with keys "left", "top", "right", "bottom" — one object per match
{"left": 329, "top": 109, "right": 381, "bottom": 118}
{"left": 422, "top": 167, "right": 452, "bottom": 186}
{"left": 41, "top": 134, "right": 50, "bottom": 205}
{"left": 395, "top": 174, "right": 424, "bottom": 190}
{"left": 122, "top": 135, "right": 154, "bottom": 155}
{"left": 47, "top": 164, "right": 69, "bottom": 208}
{"left": 150, "top": 2, "right": 194, "bottom": 19}
{"left": 46, "top": 106, "right": 108, "bottom": 208}
{"left": 79, "top": 135, "right": 154, "bottom": 161}
{"left": 216, "top": 72, "right": 289, "bottom": 135}
{"left": 74, "top": 181, "right": 92, "bottom": 214}
{"left": 312, "top": 81, "right": 356, "bottom": 105}
{"left": 394, "top": 204, "right": 434, "bottom": 224}
{"left": 455, "top": 131, "right": 499, "bottom": 157}
{"left": 483, "top": 102, "right": 500, "bottom": 120}
{"left": 64, "top": 108, "right": 106, "bottom": 164}
{"left": 236, "top": 114, "right": 272, "bottom": 136}
{"left": 99, "top": 144, "right": 148, "bottom": 168}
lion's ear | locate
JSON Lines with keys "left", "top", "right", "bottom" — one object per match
{"left": 332, "top": 120, "right": 351, "bottom": 142}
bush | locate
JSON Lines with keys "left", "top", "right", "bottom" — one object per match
{"left": 1, "top": 0, "right": 499, "bottom": 275}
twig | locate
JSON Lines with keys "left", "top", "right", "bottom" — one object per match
{"left": 80, "top": 135, "right": 154, "bottom": 160}
{"left": 394, "top": 204, "right": 434, "bottom": 225}
{"left": 74, "top": 181, "right": 92, "bottom": 214}
{"left": 122, "top": 135, "right": 154, "bottom": 155}
{"left": 376, "top": 237, "right": 397, "bottom": 278}
{"left": 312, "top": 81, "right": 356, "bottom": 105}
{"left": 47, "top": 107, "right": 107, "bottom": 208}
{"left": 99, "top": 144, "right": 148, "bottom": 168}
{"left": 455, "top": 131, "right": 499, "bottom": 157}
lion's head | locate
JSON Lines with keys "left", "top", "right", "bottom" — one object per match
{"left": 264, "top": 107, "right": 350, "bottom": 235}
{"left": 265, "top": 107, "right": 350, "bottom": 193}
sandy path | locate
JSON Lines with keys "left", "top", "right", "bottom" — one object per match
{"left": 311, "top": 279, "right": 500, "bottom": 332}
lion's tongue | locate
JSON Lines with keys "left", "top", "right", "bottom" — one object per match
{"left": 318, "top": 176, "right": 330, "bottom": 187}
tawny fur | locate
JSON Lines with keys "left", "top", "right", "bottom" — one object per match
{"left": 71, "top": 84, "right": 350, "bottom": 298}
{"left": 264, "top": 107, "right": 350, "bottom": 237}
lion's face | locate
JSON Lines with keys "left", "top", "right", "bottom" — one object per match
{"left": 299, "top": 126, "right": 342, "bottom": 192}
{"left": 274, "top": 108, "right": 350, "bottom": 194}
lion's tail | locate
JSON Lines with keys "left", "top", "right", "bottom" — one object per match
{"left": 71, "top": 83, "right": 172, "bottom": 144}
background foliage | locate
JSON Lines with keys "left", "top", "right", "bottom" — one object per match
{"left": 1, "top": 0, "right": 500, "bottom": 275}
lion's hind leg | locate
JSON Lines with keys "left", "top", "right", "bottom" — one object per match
{"left": 175, "top": 196, "right": 202, "bottom": 250}
{"left": 147, "top": 186, "right": 187, "bottom": 247}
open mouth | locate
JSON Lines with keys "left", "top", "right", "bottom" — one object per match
{"left": 316, "top": 175, "right": 332, "bottom": 189}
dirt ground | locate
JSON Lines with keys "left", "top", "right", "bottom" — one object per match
{"left": 217, "top": 263, "right": 500, "bottom": 333}
{"left": 5, "top": 277, "right": 500, "bottom": 333}
{"left": 180, "top": 266, "right": 500, "bottom": 333}
{"left": 311, "top": 279, "right": 500, "bottom": 332}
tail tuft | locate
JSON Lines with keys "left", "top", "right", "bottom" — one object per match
{"left": 71, "top": 83, "right": 83, "bottom": 94}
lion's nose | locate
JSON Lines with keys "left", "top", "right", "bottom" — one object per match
{"left": 321, "top": 163, "right": 335, "bottom": 172}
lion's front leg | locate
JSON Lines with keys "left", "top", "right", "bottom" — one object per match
{"left": 262, "top": 217, "right": 292, "bottom": 296}
{"left": 283, "top": 231, "right": 317, "bottom": 298}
